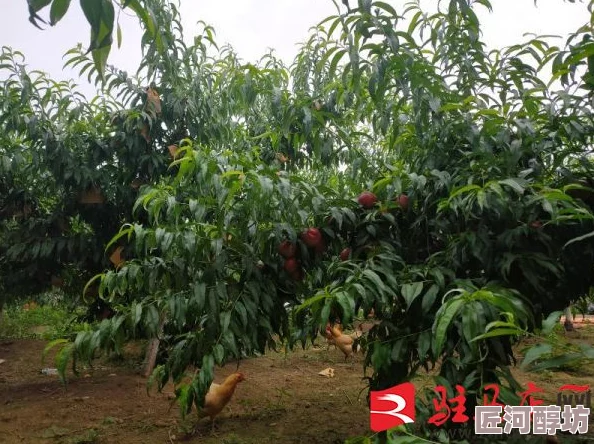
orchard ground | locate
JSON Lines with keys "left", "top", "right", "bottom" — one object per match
{"left": 0, "top": 316, "right": 593, "bottom": 443}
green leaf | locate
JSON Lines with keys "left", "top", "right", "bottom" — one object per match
{"left": 528, "top": 353, "right": 583, "bottom": 372}
{"left": 329, "top": 49, "right": 348, "bottom": 77}
{"left": 29, "top": 0, "right": 53, "bottom": 12}
{"left": 499, "top": 178, "right": 527, "bottom": 194}
{"left": 104, "top": 224, "right": 133, "bottom": 253}
{"left": 55, "top": 343, "right": 74, "bottom": 384}
{"left": 391, "top": 339, "right": 405, "bottom": 362}
{"left": 194, "top": 354, "right": 215, "bottom": 409}
{"left": 220, "top": 311, "right": 231, "bottom": 333}
{"left": 130, "top": 302, "right": 142, "bottom": 328}
{"left": 417, "top": 330, "right": 431, "bottom": 359}
{"left": 578, "top": 343, "right": 594, "bottom": 359}
{"left": 80, "top": 0, "right": 103, "bottom": 34}
{"left": 401, "top": 282, "right": 423, "bottom": 310}
{"left": 373, "top": 1, "right": 398, "bottom": 17}
{"left": 564, "top": 230, "right": 594, "bottom": 248}
{"left": 362, "top": 270, "right": 386, "bottom": 295}
{"left": 116, "top": 22, "right": 122, "bottom": 48}
{"left": 82, "top": 274, "right": 104, "bottom": 303}
{"left": 212, "top": 344, "right": 224, "bottom": 365}
{"left": 471, "top": 327, "right": 523, "bottom": 342}
{"left": 42, "top": 338, "right": 69, "bottom": 365}
{"left": 192, "top": 282, "right": 206, "bottom": 312}
{"left": 320, "top": 301, "right": 331, "bottom": 328}
{"left": 50, "top": 0, "right": 71, "bottom": 25}
{"left": 336, "top": 291, "right": 355, "bottom": 324}
{"left": 234, "top": 302, "right": 248, "bottom": 328}
{"left": 460, "top": 303, "right": 480, "bottom": 346}
{"left": 92, "top": 45, "right": 111, "bottom": 80}
{"left": 520, "top": 343, "right": 552, "bottom": 370}
{"left": 432, "top": 298, "right": 465, "bottom": 356}
{"left": 176, "top": 384, "right": 194, "bottom": 418}
{"left": 80, "top": 0, "right": 115, "bottom": 77}
{"left": 422, "top": 285, "right": 439, "bottom": 313}
{"left": 125, "top": 0, "right": 159, "bottom": 49}
{"left": 295, "top": 291, "right": 331, "bottom": 314}
{"left": 542, "top": 311, "right": 562, "bottom": 334}
{"left": 448, "top": 184, "right": 481, "bottom": 201}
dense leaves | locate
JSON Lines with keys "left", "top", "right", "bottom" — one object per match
{"left": 6, "top": 0, "right": 594, "bottom": 442}
{"left": 26, "top": 0, "right": 163, "bottom": 77}
{"left": 0, "top": 45, "right": 171, "bottom": 301}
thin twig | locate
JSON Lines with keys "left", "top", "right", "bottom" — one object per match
{"left": 341, "top": 388, "right": 353, "bottom": 405}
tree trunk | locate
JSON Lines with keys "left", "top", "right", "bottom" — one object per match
{"left": 142, "top": 317, "right": 166, "bottom": 378}
{"left": 0, "top": 295, "right": 4, "bottom": 331}
{"left": 564, "top": 306, "right": 574, "bottom": 332}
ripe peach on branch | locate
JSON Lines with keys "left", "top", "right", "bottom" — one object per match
{"left": 358, "top": 191, "right": 377, "bottom": 209}
{"left": 339, "top": 248, "right": 351, "bottom": 261}
{"left": 278, "top": 240, "right": 297, "bottom": 258}
{"left": 397, "top": 193, "right": 409, "bottom": 210}
{"left": 300, "top": 228, "right": 323, "bottom": 248}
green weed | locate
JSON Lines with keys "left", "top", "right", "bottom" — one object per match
{"left": 0, "top": 293, "right": 88, "bottom": 340}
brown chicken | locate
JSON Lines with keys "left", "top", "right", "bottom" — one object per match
{"left": 326, "top": 324, "right": 354, "bottom": 362}
{"left": 324, "top": 322, "right": 342, "bottom": 350}
{"left": 198, "top": 372, "right": 245, "bottom": 432}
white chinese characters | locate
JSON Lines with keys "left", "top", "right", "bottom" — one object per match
{"left": 475, "top": 405, "right": 590, "bottom": 435}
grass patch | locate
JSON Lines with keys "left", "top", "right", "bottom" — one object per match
{"left": 64, "top": 429, "right": 99, "bottom": 444}
{"left": 0, "top": 291, "right": 88, "bottom": 340}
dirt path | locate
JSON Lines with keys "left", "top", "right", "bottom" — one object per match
{"left": 561, "top": 315, "right": 594, "bottom": 327}
{"left": 0, "top": 340, "right": 370, "bottom": 444}
{"left": 1, "top": 328, "right": 594, "bottom": 443}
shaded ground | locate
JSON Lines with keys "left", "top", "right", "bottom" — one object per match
{"left": 0, "top": 339, "right": 370, "bottom": 444}
{"left": 0, "top": 325, "right": 593, "bottom": 443}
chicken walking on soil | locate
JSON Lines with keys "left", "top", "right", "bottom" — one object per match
{"left": 326, "top": 324, "right": 355, "bottom": 363}
{"left": 198, "top": 372, "right": 245, "bottom": 434}
{"left": 324, "top": 322, "right": 342, "bottom": 350}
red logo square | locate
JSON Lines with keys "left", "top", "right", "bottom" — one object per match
{"left": 370, "top": 382, "right": 416, "bottom": 432}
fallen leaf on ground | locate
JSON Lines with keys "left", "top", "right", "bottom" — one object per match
{"left": 318, "top": 367, "right": 335, "bottom": 378}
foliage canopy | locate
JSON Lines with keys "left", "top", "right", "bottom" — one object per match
{"left": 5, "top": 0, "right": 594, "bottom": 441}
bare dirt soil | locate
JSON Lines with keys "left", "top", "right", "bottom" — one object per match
{"left": 0, "top": 339, "right": 370, "bottom": 444}
{"left": 0, "top": 325, "right": 593, "bottom": 444}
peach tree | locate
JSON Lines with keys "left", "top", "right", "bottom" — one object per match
{"left": 0, "top": 44, "right": 176, "bottom": 313}
{"left": 13, "top": 0, "right": 594, "bottom": 442}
